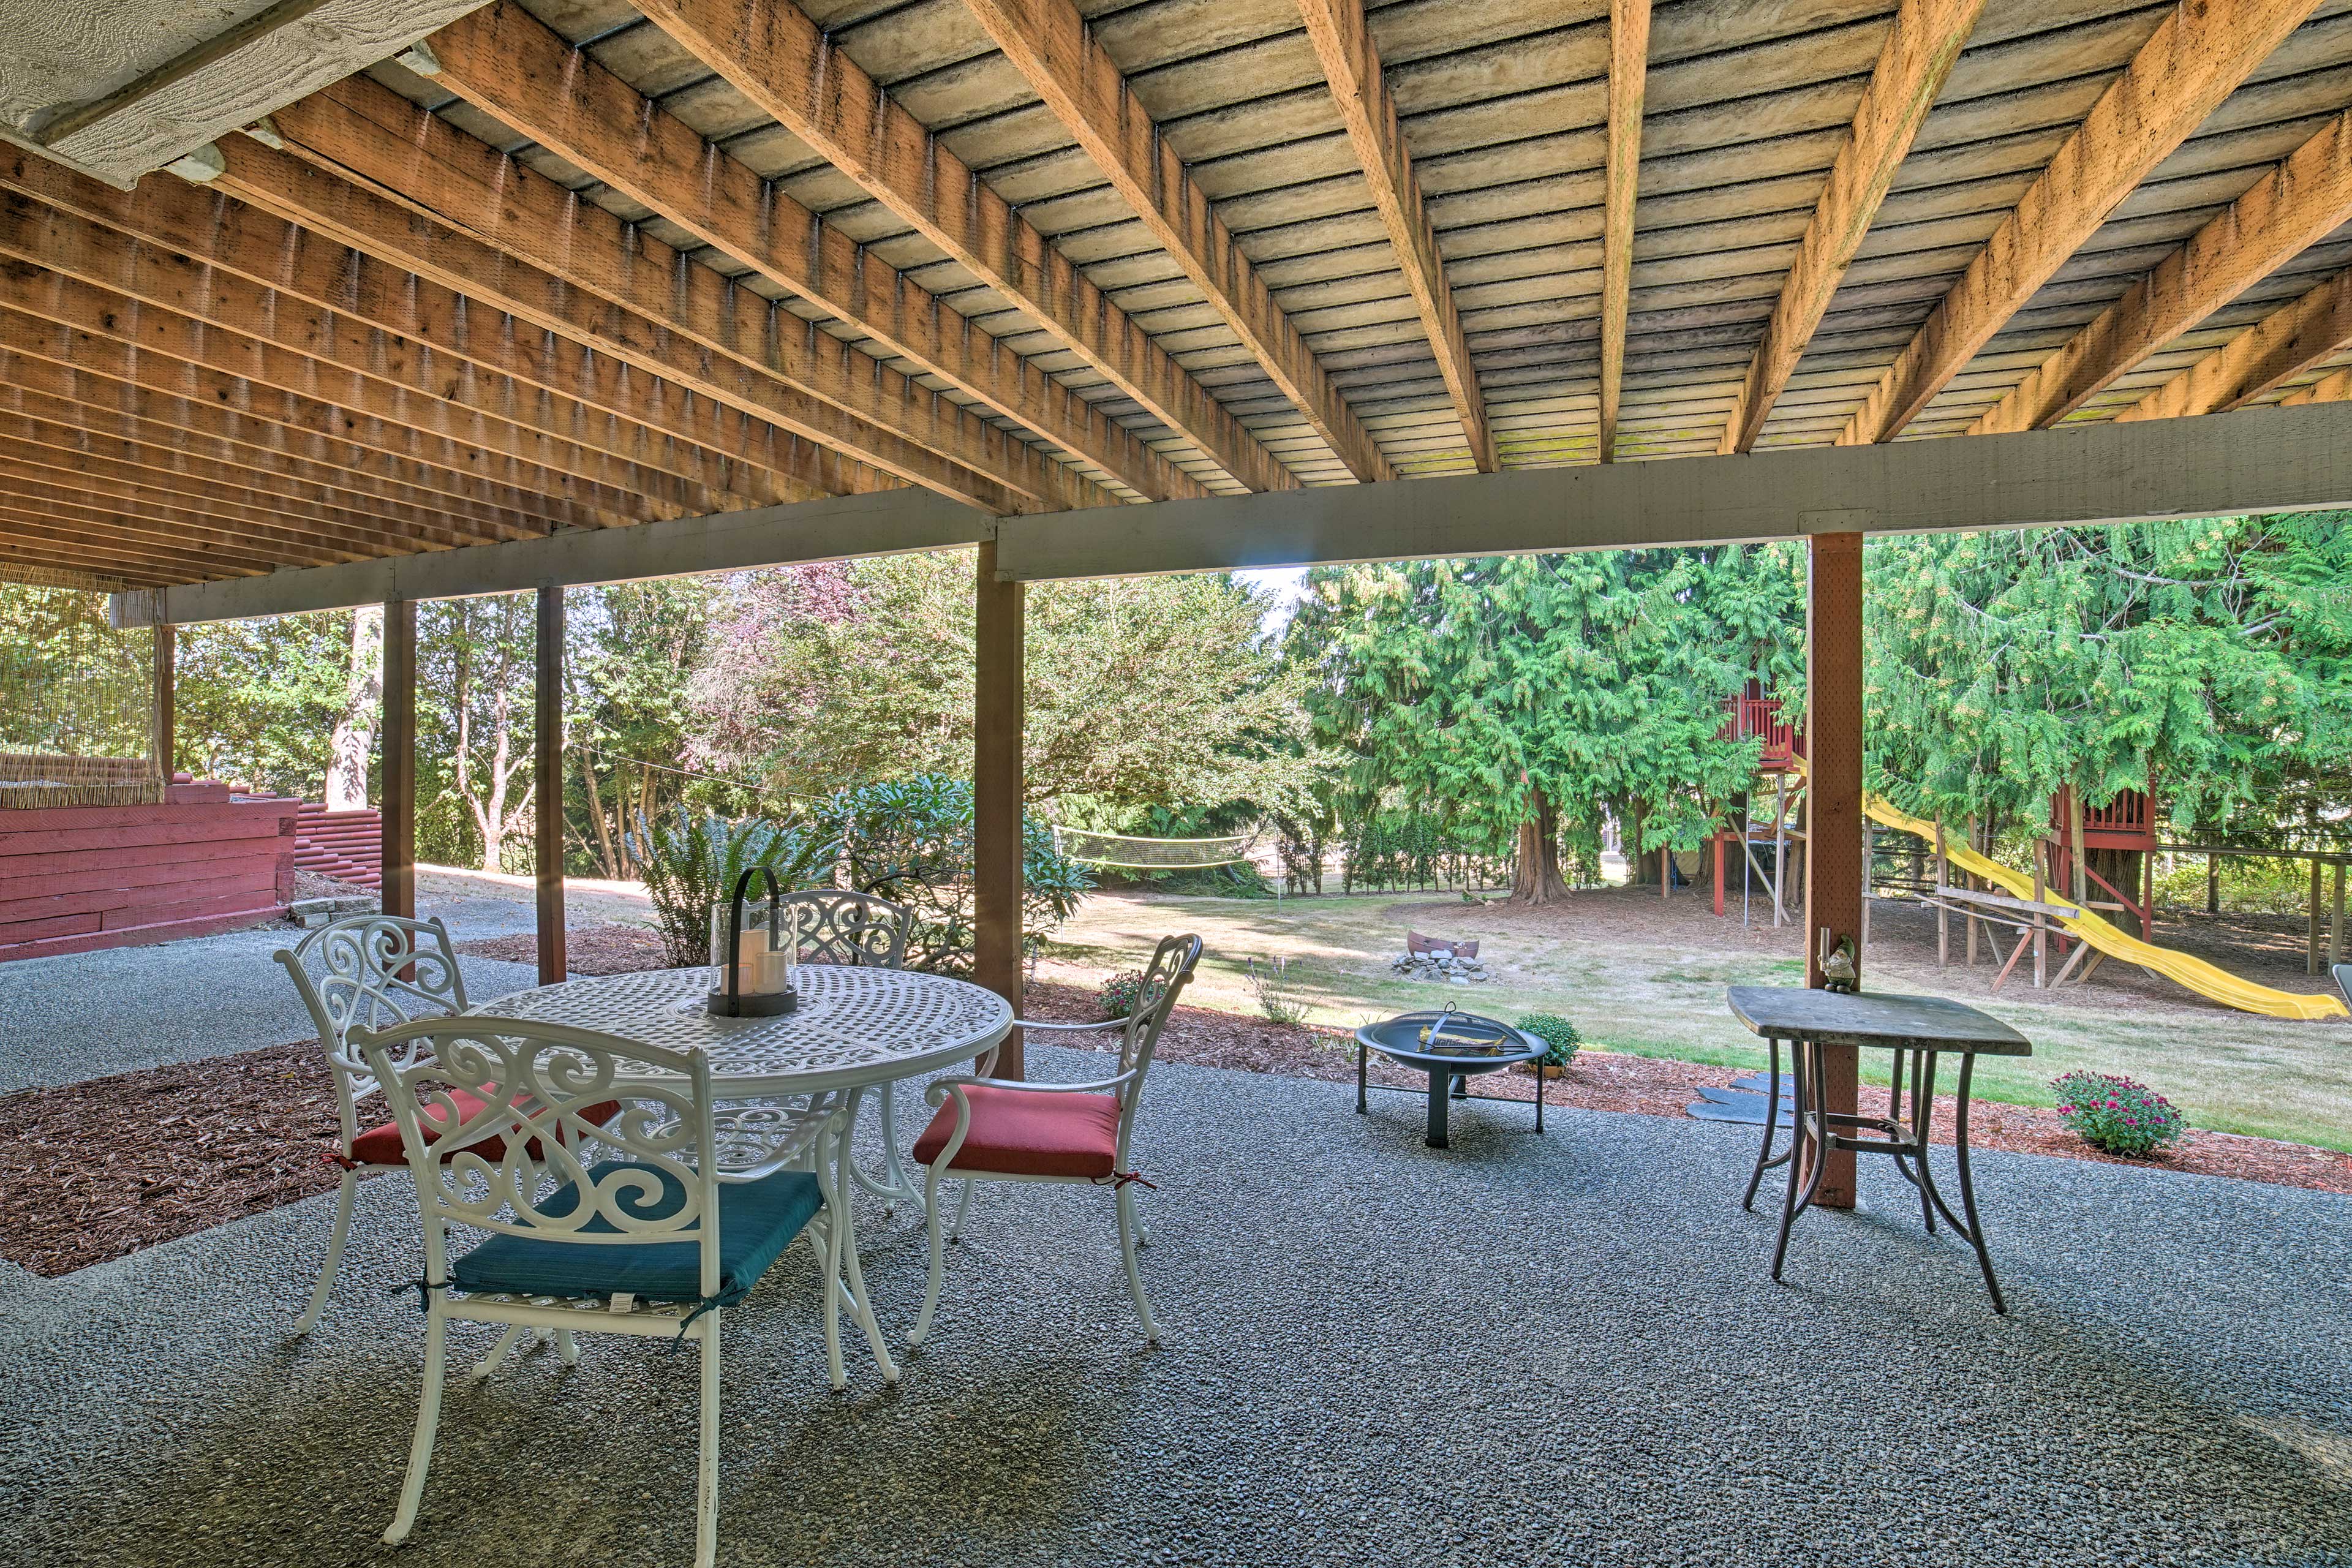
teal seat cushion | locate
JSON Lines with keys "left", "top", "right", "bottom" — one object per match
{"left": 449, "top": 1161, "right": 821, "bottom": 1308}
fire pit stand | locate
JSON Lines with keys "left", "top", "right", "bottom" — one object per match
{"left": 1354, "top": 1010, "right": 1547, "bottom": 1148}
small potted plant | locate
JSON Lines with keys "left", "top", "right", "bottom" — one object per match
{"left": 1514, "top": 1013, "right": 1580, "bottom": 1077}
{"left": 2051, "top": 1070, "right": 2185, "bottom": 1158}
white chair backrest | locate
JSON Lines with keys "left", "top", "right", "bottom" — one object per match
{"left": 1109, "top": 933, "right": 1202, "bottom": 1152}
{"left": 277, "top": 915, "right": 469, "bottom": 1142}
{"left": 355, "top": 1016, "right": 721, "bottom": 1302}
{"left": 779, "top": 891, "right": 914, "bottom": 968}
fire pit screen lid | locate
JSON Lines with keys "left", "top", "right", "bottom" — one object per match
{"left": 1357, "top": 1009, "right": 1536, "bottom": 1061}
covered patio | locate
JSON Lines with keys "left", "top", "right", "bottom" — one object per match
{"left": 10, "top": 1042, "right": 2351, "bottom": 1567}
{"left": 7, "top": 0, "right": 2352, "bottom": 1559}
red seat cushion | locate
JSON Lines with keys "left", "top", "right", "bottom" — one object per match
{"left": 911, "top": 1085, "right": 1123, "bottom": 1178}
{"left": 348, "top": 1090, "right": 619, "bottom": 1169}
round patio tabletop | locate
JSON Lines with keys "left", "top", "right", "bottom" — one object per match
{"left": 466, "top": 963, "right": 1012, "bottom": 1099}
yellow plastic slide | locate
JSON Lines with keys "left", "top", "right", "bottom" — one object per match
{"left": 1785, "top": 759, "right": 2350, "bottom": 1021}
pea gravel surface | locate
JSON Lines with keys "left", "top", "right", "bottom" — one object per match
{"left": 4, "top": 1048, "right": 2349, "bottom": 1568}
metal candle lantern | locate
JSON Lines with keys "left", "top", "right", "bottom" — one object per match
{"left": 706, "top": 865, "right": 798, "bottom": 1017}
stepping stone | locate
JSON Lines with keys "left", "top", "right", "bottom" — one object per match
{"left": 1693, "top": 1085, "right": 1791, "bottom": 1108}
{"left": 1686, "top": 1096, "right": 1776, "bottom": 1125}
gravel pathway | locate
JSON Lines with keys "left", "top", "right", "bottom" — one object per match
{"left": 4, "top": 1049, "right": 2348, "bottom": 1567}
{"left": 0, "top": 909, "right": 541, "bottom": 1096}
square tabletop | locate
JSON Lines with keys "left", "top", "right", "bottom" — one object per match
{"left": 1725, "top": 986, "right": 2033, "bottom": 1057}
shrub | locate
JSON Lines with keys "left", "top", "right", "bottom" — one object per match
{"left": 1245, "top": 956, "right": 1311, "bottom": 1026}
{"left": 1098, "top": 970, "right": 1148, "bottom": 1020}
{"left": 1516, "top": 1013, "right": 1581, "bottom": 1067}
{"left": 2051, "top": 1070, "right": 2185, "bottom": 1157}
{"left": 624, "top": 807, "right": 837, "bottom": 967}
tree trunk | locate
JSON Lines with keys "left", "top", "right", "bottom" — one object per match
{"left": 581, "top": 747, "right": 618, "bottom": 878}
{"left": 1511, "top": 786, "right": 1573, "bottom": 905}
{"left": 324, "top": 605, "right": 383, "bottom": 811}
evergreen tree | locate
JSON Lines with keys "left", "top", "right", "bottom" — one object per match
{"left": 1288, "top": 546, "right": 1803, "bottom": 902}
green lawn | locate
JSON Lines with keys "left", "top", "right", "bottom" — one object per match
{"left": 1039, "top": 886, "right": 2352, "bottom": 1152}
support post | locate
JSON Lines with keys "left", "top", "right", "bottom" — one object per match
{"left": 2069, "top": 789, "right": 2087, "bottom": 905}
{"left": 535, "top": 585, "right": 566, "bottom": 986}
{"left": 974, "top": 540, "right": 1027, "bottom": 1079}
{"left": 1935, "top": 817, "right": 1948, "bottom": 968}
{"left": 150, "top": 622, "right": 175, "bottom": 777}
{"left": 1964, "top": 816, "right": 1979, "bottom": 967}
{"left": 2207, "top": 851, "right": 2220, "bottom": 914}
{"left": 2032, "top": 853, "right": 2048, "bottom": 989}
{"left": 1803, "top": 532, "right": 1863, "bottom": 1210}
{"left": 381, "top": 600, "right": 417, "bottom": 922}
{"left": 1713, "top": 829, "right": 1725, "bottom": 917}
{"left": 1772, "top": 773, "right": 1788, "bottom": 928}
{"left": 2332, "top": 859, "right": 2345, "bottom": 970}
{"left": 2309, "top": 854, "right": 2324, "bottom": 977}
{"left": 1860, "top": 820, "right": 1874, "bottom": 957}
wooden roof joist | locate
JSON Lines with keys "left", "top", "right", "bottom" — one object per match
{"left": 2116, "top": 264, "right": 2352, "bottom": 421}
{"left": 1837, "top": 0, "right": 2328, "bottom": 446}
{"left": 631, "top": 0, "right": 1325, "bottom": 492}
{"left": 422, "top": 2, "right": 1203, "bottom": 507}
{"left": 238, "top": 81, "right": 1082, "bottom": 514}
{"left": 0, "top": 158, "right": 863, "bottom": 510}
{"left": 1296, "top": 0, "right": 1495, "bottom": 473}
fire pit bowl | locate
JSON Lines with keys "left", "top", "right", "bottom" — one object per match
{"left": 1354, "top": 1010, "right": 1545, "bottom": 1148}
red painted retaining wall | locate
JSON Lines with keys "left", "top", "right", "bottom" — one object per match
{"left": 295, "top": 804, "right": 383, "bottom": 889}
{"left": 0, "top": 781, "right": 299, "bottom": 962}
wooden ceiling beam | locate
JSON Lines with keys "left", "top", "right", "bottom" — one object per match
{"left": 1719, "top": 0, "right": 1987, "bottom": 455}
{"left": 426, "top": 4, "right": 1198, "bottom": 506}
{"left": 0, "top": 515, "right": 243, "bottom": 585}
{"left": 0, "top": 340, "right": 630, "bottom": 535}
{"left": 0, "top": 494, "right": 314, "bottom": 575}
{"left": 2117, "top": 267, "right": 2352, "bottom": 424}
{"left": 2279, "top": 364, "right": 2352, "bottom": 406}
{"left": 0, "top": 175, "right": 801, "bottom": 513}
{"left": 1297, "top": 0, "right": 1494, "bottom": 473}
{"left": 1599, "top": 0, "right": 1651, "bottom": 463}
{"left": 1838, "top": 0, "right": 2323, "bottom": 446}
{"left": 256, "top": 79, "right": 1090, "bottom": 514}
{"left": 638, "top": 0, "right": 1312, "bottom": 492}
{"left": 956, "top": 0, "right": 1387, "bottom": 484}
{"left": 1973, "top": 109, "right": 2352, "bottom": 435}
{"left": 0, "top": 394, "right": 552, "bottom": 548}
{"left": 0, "top": 434, "right": 492, "bottom": 554}
{"left": 0, "top": 486, "right": 345, "bottom": 574}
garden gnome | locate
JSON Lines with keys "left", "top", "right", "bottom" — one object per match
{"left": 1820, "top": 933, "right": 1860, "bottom": 994}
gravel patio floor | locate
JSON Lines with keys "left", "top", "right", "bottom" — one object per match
{"left": 5, "top": 1049, "right": 2348, "bottom": 1568}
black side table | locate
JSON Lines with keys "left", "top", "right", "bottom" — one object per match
{"left": 1725, "top": 986, "right": 2032, "bottom": 1314}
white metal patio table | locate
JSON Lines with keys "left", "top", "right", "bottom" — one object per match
{"left": 467, "top": 963, "right": 1011, "bottom": 1381}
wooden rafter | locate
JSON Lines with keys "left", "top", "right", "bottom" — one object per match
{"left": 1970, "top": 109, "right": 2352, "bottom": 435}
{"left": 1598, "top": 0, "right": 1650, "bottom": 463}
{"left": 2117, "top": 267, "right": 2352, "bottom": 424}
{"left": 1296, "top": 0, "right": 1493, "bottom": 473}
{"left": 245, "top": 83, "right": 1088, "bottom": 514}
{"left": 0, "top": 507, "right": 272, "bottom": 581}
{"left": 631, "top": 0, "right": 1306, "bottom": 494}
{"left": 956, "top": 0, "right": 1391, "bottom": 484}
{"left": 0, "top": 489, "right": 331, "bottom": 573}
{"left": 0, "top": 431, "right": 494, "bottom": 552}
{"left": 0, "top": 344, "right": 624, "bottom": 534}
{"left": 0, "top": 375, "right": 578, "bottom": 541}
{"left": 1838, "top": 0, "right": 2323, "bottom": 445}
{"left": 1719, "top": 0, "right": 1986, "bottom": 455}
{"left": 0, "top": 165, "right": 855, "bottom": 512}
{"left": 424, "top": 4, "right": 1200, "bottom": 507}
{"left": 2279, "top": 364, "right": 2352, "bottom": 406}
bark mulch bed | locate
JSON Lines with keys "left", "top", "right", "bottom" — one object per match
{"left": 0, "top": 1043, "right": 345, "bottom": 1277}
{"left": 1022, "top": 979, "right": 2352, "bottom": 1196}
{"left": 7, "top": 966, "right": 2346, "bottom": 1280}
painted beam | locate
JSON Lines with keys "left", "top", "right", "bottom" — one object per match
{"left": 110, "top": 489, "right": 990, "bottom": 627}
{"left": 992, "top": 401, "right": 2352, "bottom": 579}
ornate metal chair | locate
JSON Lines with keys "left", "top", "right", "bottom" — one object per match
{"left": 353, "top": 1016, "right": 841, "bottom": 1568}
{"left": 907, "top": 933, "right": 1202, "bottom": 1347}
{"left": 274, "top": 915, "right": 472, "bottom": 1333}
{"left": 777, "top": 891, "right": 921, "bottom": 1205}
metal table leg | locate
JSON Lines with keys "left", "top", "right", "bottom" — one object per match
{"left": 1907, "top": 1052, "right": 2007, "bottom": 1314}
{"left": 1770, "top": 1036, "right": 1826, "bottom": 1283}
{"left": 1741, "top": 1035, "right": 1793, "bottom": 1212}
